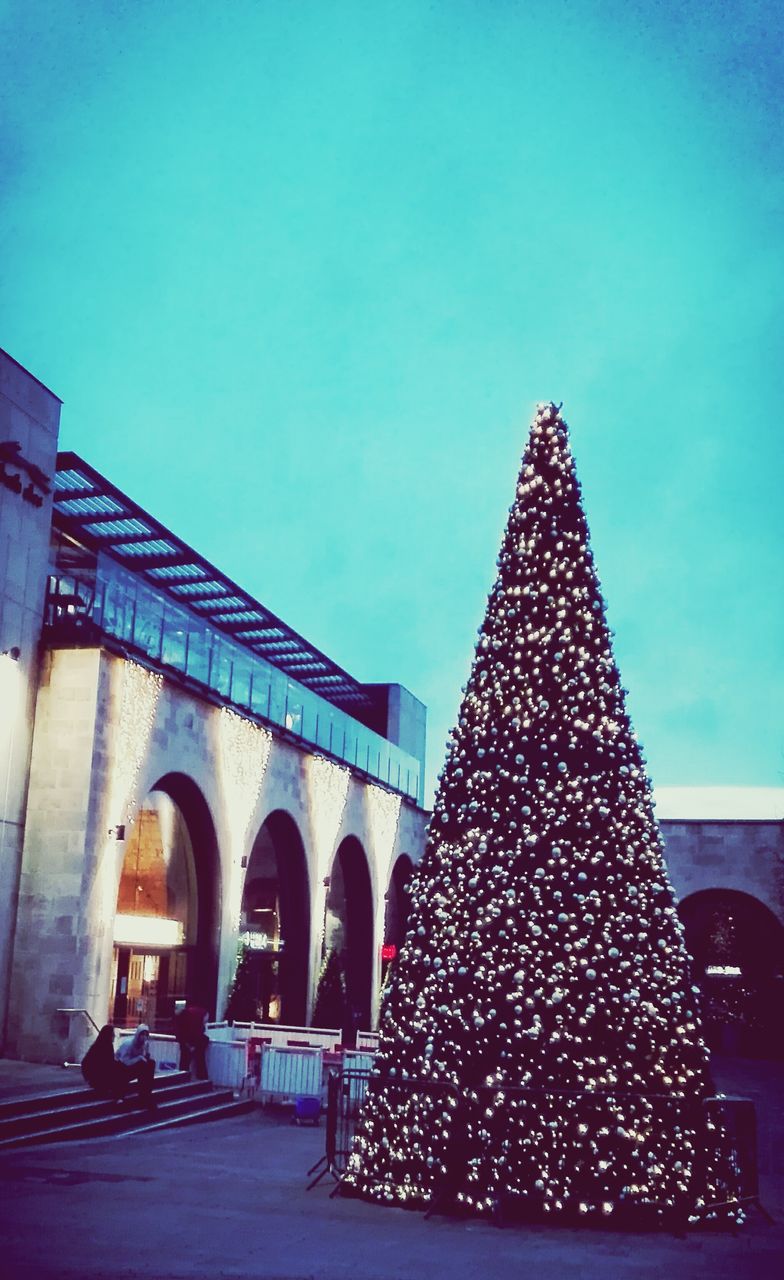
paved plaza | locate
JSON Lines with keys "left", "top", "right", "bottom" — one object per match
{"left": 0, "top": 1055, "right": 781, "bottom": 1280}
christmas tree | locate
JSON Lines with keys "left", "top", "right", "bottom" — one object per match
{"left": 224, "top": 944, "right": 260, "bottom": 1023}
{"left": 343, "top": 402, "right": 718, "bottom": 1223}
{"left": 312, "top": 948, "right": 348, "bottom": 1030}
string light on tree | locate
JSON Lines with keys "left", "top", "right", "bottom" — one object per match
{"left": 343, "top": 402, "right": 731, "bottom": 1225}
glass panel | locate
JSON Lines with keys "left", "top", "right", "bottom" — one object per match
{"left": 50, "top": 557, "right": 424, "bottom": 802}
{"left": 251, "top": 673, "right": 271, "bottom": 718}
{"left": 132, "top": 583, "right": 164, "bottom": 661}
{"left": 211, "top": 638, "right": 233, "bottom": 698}
{"left": 267, "top": 669, "right": 287, "bottom": 724}
{"left": 161, "top": 607, "right": 187, "bottom": 671}
{"left": 284, "top": 685, "right": 303, "bottom": 736}
{"left": 230, "top": 655, "right": 252, "bottom": 709}
{"left": 186, "top": 617, "right": 211, "bottom": 685}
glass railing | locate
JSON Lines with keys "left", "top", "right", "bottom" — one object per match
{"left": 44, "top": 555, "right": 422, "bottom": 802}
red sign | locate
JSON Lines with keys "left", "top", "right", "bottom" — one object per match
{"left": 381, "top": 943, "right": 397, "bottom": 961}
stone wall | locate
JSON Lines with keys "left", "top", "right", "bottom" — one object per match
{"left": 661, "top": 819, "right": 784, "bottom": 926}
{"left": 8, "top": 647, "right": 428, "bottom": 1063}
{"left": 0, "top": 350, "right": 61, "bottom": 1049}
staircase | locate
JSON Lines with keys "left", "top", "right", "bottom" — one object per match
{"left": 0, "top": 1071, "right": 253, "bottom": 1150}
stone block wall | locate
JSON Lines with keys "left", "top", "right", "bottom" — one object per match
{"left": 0, "top": 350, "right": 61, "bottom": 1049}
{"left": 8, "top": 647, "right": 429, "bottom": 1062}
{"left": 661, "top": 819, "right": 784, "bottom": 926}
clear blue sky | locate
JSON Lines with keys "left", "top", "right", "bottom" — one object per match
{"left": 1, "top": 0, "right": 782, "bottom": 806}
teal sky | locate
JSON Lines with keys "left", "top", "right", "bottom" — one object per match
{"left": 1, "top": 0, "right": 782, "bottom": 806}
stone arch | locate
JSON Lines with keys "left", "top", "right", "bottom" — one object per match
{"left": 238, "top": 809, "right": 310, "bottom": 1025}
{"left": 323, "top": 835, "right": 374, "bottom": 1033}
{"left": 679, "top": 888, "right": 784, "bottom": 1057}
{"left": 383, "top": 853, "right": 415, "bottom": 963}
{"left": 111, "top": 772, "right": 221, "bottom": 1027}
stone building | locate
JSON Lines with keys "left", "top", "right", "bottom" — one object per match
{"left": 659, "top": 787, "right": 784, "bottom": 1056}
{"left": 0, "top": 350, "right": 428, "bottom": 1064}
{"left": 2, "top": 350, "right": 782, "bottom": 1066}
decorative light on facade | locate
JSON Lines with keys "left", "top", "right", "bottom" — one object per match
{"left": 217, "top": 707, "right": 273, "bottom": 927}
{"left": 92, "top": 659, "right": 163, "bottom": 936}
{"left": 366, "top": 782, "right": 403, "bottom": 950}
{"left": 306, "top": 753, "right": 350, "bottom": 880}
{"left": 365, "top": 783, "right": 402, "bottom": 877}
{"left": 107, "top": 660, "right": 163, "bottom": 830}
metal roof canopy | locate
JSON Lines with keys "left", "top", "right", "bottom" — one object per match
{"left": 53, "top": 452, "right": 374, "bottom": 715}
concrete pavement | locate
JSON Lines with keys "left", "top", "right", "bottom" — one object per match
{"left": 0, "top": 1054, "right": 781, "bottom": 1280}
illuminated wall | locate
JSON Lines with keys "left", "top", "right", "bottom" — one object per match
{"left": 7, "top": 648, "right": 428, "bottom": 1062}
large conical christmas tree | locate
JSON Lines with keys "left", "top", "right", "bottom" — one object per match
{"left": 344, "top": 402, "right": 718, "bottom": 1223}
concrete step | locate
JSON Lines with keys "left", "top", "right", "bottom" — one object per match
{"left": 121, "top": 1096, "right": 254, "bottom": 1138}
{"left": 0, "top": 1075, "right": 250, "bottom": 1150}
{"left": 0, "top": 1070, "right": 190, "bottom": 1120}
{"left": 0, "top": 1076, "right": 208, "bottom": 1142}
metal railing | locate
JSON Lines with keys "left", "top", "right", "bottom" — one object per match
{"left": 44, "top": 565, "right": 423, "bottom": 802}
{"left": 308, "top": 1070, "right": 460, "bottom": 1198}
{"left": 56, "top": 1007, "right": 101, "bottom": 1066}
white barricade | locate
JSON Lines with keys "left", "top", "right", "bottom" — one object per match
{"left": 343, "top": 1049, "right": 375, "bottom": 1073}
{"left": 206, "top": 1039, "right": 248, "bottom": 1092}
{"left": 147, "top": 1033, "right": 180, "bottom": 1072}
{"left": 228, "top": 1022, "right": 341, "bottom": 1051}
{"left": 258, "top": 1046, "right": 322, "bottom": 1102}
{"left": 206, "top": 1021, "right": 233, "bottom": 1042}
{"left": 356, "top": 1031, "right": 380, "bottom": 1052}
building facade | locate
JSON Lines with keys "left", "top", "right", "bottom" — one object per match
{"left": 0, "top": 351, "right": 428, "bottom": 1064}
{"left": 2, "top": 351, "right": 782, "bottom": 1067}
{"left": 659, "top": 789, "right": 784, "bottom": 1056}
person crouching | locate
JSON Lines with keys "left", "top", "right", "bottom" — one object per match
{"left": 115, "top": 1024, "right": 157, "bottom": 1110}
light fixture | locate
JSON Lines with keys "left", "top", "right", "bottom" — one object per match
{"left": 113, "top": 914, "right": 184, "bottom": 947}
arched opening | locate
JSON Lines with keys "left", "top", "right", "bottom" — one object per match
{"left": 319, "top": 836, "right": 373, "bottom": 1034}
{"left": 382, "top": 854, "right": 414, "bottom": 984}
{"left": 679, "top": 889, "right": 784, "bottom": 1058}
{"left": 234, "top": 811, "right": 310, "bottom": 1025}
{"left": 110, "top": 773, "right": 220, "bottom": 1029}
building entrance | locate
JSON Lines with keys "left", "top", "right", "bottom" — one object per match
{"left": 110, "top": 790, "right": 198, "bottom": 1029}
{"left": 110, "top": 946, "right": 190, "bottom": 1028}
{"left": 235, "top": 812, "right": 309, "bottom": 1024}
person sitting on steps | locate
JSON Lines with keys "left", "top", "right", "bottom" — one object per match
{"left": 81, "top": 1025, "right": 127, "bottom": 1103}
{"left": 115, "top": 1024, "right": 157, "bottom": 1110}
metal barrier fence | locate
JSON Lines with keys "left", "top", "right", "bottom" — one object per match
{"left": 207, "top": 1039, "right": 249, "bottom": 1092}
{"left": 309, "top": 1071, "right": 764, "bottom": 1223}
{"left": 308, "top": 1071, "right": 460, "bottom": 1198}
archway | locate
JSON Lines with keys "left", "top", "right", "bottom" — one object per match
{"left": 235, "top": 811, "right": 310, "bottom": 1025}
{"left": 382, "top": 854, "right": 414, "bottom": 982}
{"left": 110, "top": 773, "right": 220, "bottom": 1029}
{"left": 678, "top": 889, "right": 784, "bottom": 1057}
{"left": 320, "top": 836, "right": 373, "bottom": 1033}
